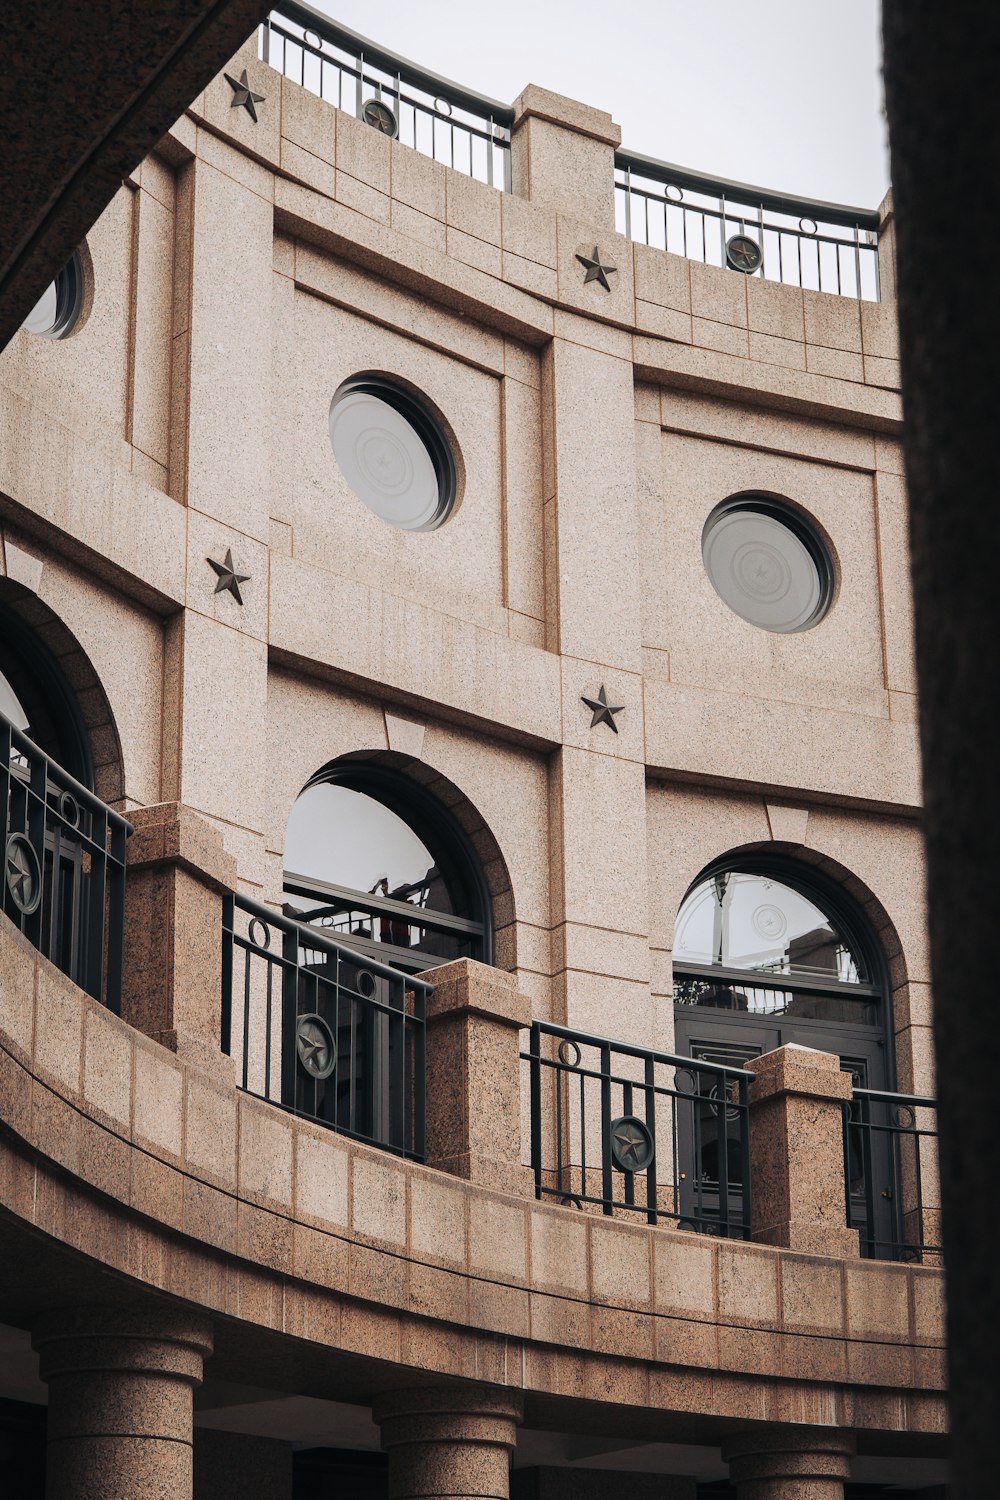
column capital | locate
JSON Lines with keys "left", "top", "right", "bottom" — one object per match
{"left": 723, "top": 1425, "right": 855, "bottom": 1484}
{"left": 33, "top": 1304, "right": 214, "bottom": 1382}
{"left": 375, "top": 1384, "right": 523, "bottom": 1500}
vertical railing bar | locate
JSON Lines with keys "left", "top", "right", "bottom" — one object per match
{"left": 529, "top": 1023, "right": 542, "bottom": 1200}
{"left": 600, "top": 1042, "right": 613, "bottom": 1215}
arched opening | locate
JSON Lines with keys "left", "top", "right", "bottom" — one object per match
{"left": 282, "top": 760, "right": 493, "bottom": 975}
{"left": 0, "top": 587, "right": 129, "bottom": 1007}
{"left": 672, "top": 852, "right": 896, "bottom": 1252}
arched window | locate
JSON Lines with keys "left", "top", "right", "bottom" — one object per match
{"left": 0, "top": 600, "right": 94, "bottom": 787}
{"left": 283, "top": 764, "right": 491, "bottom": 973}
{"left": 672, "top": 857, "right": 893, "bottom": 1248}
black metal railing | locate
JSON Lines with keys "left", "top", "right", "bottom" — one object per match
{"left": 261, "top": 3, "right": 513, "bottom": 190}
{"left": 525, "top": 1020, "right": 753, "bottom": 1238}
{"left": 844, "top": 1086, "right": 940, "bottom": 1262}
{"left": 0, "top": 715, "right": 130, "bottom": 1010}
{"left": 222, "top": 891, "right": 428, "bottom": 1160}
{"left": 616, "top": 149, "right": 881, "bottom": 300}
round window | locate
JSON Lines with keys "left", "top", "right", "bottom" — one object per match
{"left": 701, "top": 498, "right": 833, "bottom": 633}
{"left": 329, "top": 378, "right": 456, "bottom": 532}
{"left": 21, "top": 253, "right": 84, "bottom": 340}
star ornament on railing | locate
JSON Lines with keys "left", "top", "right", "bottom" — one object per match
{"left": 576, "top": 246, "right": 618, "bottom": 292}
{"left": 610, "top": 1114, "right": 655, "bottom": 1173}
{"left": 225, "top": 67, "right": 265, "bottom": 123}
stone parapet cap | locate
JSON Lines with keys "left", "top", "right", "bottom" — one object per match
{"left": 511, "top": 84, "right": 621, "bottom": 147}
{"left": 746, "top": 1042, "right": 853, "bottom": 1106}
{"left": 418, "top": 957, "right": 532, "bottom": 1028}
{"left": 126, "top": 801, "right": 237, "bottom": 893}
{"left": 878, "top": 188, "right": 895, "bottom": 228}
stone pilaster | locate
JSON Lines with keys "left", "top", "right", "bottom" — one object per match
{"left": 510, "top": 86, "right": 620, "bottom": 229}
{"left": 374, "top": 1386, "right": 523, "bottom": 1500}
{"left": 723, "top": 1428, "right": 855, "bottom": 1500}
{"left": 34, "top": 1306, "right": 213, "bottom": 1500}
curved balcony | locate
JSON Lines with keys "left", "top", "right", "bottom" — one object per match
{"left": 261, "top": 3, "right": 884, "bottom": 300}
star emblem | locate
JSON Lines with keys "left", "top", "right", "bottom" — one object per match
{"left": 224, "top": 68, "right": 265, "bottom": 123}
{"left": 207, "top": 548, "right": 251, "bottom": 606}
{"left": 5, "top": 835, "right": 40, "bottom": 914}
{"left": 581, "top": 685, "right": 625, "bottom": 733}
{"left": 612, "top": 1120, "right": 648, "bottom": 1170}
{"left": 575, "top": 246, "right": 617, "bottom": 292}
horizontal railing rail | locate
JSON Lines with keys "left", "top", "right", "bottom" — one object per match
{"left": 222, "top": 890, "right": 429, "bottom": 1160}
{"left": 0, "top": 714, "right": 131, "bottom": 1011}
{"left": 844, "top": 1086, "right": 940, "bottom": 1262}
{"left": 261, "top": 3, "right": 513, "bottom": 190}
{"left": 524, "top": 1019, "right": 753, "bottom": 1238}
{"left": 282, "top": 869, "right": 480, "bottom": 973}
{"left": 616, "top": 147, "right": 881, "bottom": 300}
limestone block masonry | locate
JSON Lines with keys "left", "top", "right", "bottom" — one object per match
{"left": 0, "top": 17, "right": 943, "bottom": 1500}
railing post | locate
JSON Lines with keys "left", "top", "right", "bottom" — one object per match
{"left": 745, "top": 1044, "right": 860, "bottom": 1258}
{"left": 509, "top": 84, "right": 620, "bottom": 229}
{"left": 122, "top": 802, "right": 237, "bottom": 1080}
{"left": 416, "top": 958, "right": 533, "bottom": 1196}
{"left": 876, "top": 188, "right": 896, "bottom": 302}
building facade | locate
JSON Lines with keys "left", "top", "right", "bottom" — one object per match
{"left": 0, "top": 10, "right": 946, "bottom": 1498}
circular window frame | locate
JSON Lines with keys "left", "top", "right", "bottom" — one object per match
{"left": 329, "top": 375, "right": 460, "bottom": 533}
{"left": 22, "top": 250, "right": 87, "bottom": 340}
{"left": 701, "top": 494, "right": 837, "bottom": 634}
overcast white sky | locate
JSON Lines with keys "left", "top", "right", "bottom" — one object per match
{"left": 307, "top": 0, "right": 889, "bottom": 209}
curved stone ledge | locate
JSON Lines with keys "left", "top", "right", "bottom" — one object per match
{"left": 0, "top": 914, "right": 946, "bottom": 1436}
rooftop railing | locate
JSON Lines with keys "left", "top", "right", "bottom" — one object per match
{"left": 261, "top": 3, "right": 513, "bottom": 190}
{"left": 222, "top": 890, "right": 429, "bottom": 1160}
{"left": 0, "top": 714, "right": 131, "bottom": 1011}
{"left": 616, "top": 149, "right": 881, "bottom": 300}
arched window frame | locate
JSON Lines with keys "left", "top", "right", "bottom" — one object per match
{"left": 283, "top": 761, "right": 494, "bottom": 973}
{"left": 0, "top": 600, "right": 95, "bottom": 788}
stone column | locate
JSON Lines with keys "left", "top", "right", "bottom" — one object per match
{"left": 122, "top": 801, "right": 237, "bottom": 1078}
{"left": 510, "top": 85, "right": 620, "bottom": 229}
{"left": 374, "top": 1386, "right": 523, "bottom": 1500}
{"left": 418, "top": 959, "right": 532, "bottom": 1197}
{"left": 33, "top": 1306, "right": 213, "bottom": 1500}
{"left": 723, "top": 1428, "right": 854, "bottom": 1500}
{"left": 746, "top": 1043, "right": 859, "bottom": 1258}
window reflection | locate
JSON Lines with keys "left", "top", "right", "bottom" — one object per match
{"left": 673, "top": 870, "right": 866, "bottom": 985}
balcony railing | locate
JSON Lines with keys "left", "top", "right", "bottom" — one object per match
{"left": 261, "top": 3, "right": 513, "bottom": 190}
{"left": 616, "top": 150, "right": 881, "bottom": 300}
{"left": 844, "top": 1086, "right": 940, "bottom": 1262}
{"left": 525, "top": 1020, "right": 753, "bottom": 1238}
{"left": 0, "top": 714, "right": 130, "bottom": 1010}
{"left": 222, "top": 891, "right": 429, "bottom": 1159}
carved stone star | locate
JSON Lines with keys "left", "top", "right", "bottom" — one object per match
{"left": 224, "top": 68, "right": 265, "bottom": 123}
{"left": 612, "top": 1119, "right": 649, "bottom": 1170}
{"left": 576, "top": 246, "right": 617, "bottom": 292}
{"left": 581, "top": 685, "right": 625, "bottom": 733}
{"left": 207, "top": 548, "right": 251, "bottom": 606}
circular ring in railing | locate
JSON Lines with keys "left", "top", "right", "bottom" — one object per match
{"left": 799, "top": 217, "right": 819, "bottom": 236}
{"left": 4, "top": 833, "right": 42, "bottom": 916}
{"left": 302, "top": 29, "right": 321, "bottom": 50}
{"left": 560, "top": 1195, "right": 584, "bottom": 1210}
{"left": 58, "top": 790, "right": 81, "bottom": 829}
{"left": 296, "top": 1012, "right": 337, "bottom": 1081}
{"left": 609, "top": 1114, "right": 655, "bottom": 1174}
{"left": 706, "top": 1079, "right": 741, "bottom": 1122}
{"left": 557, "top": 1039, "right": 582, "bottom": 1068}
{"left": 362, "top": 97, "right": 399, "bottom": 138}
{"left": 665, "top": 184, "right": 684, "bottom": 202}
{"left": 672, "top": 1067, "right": 698, "bottom": 1096}
{"left": 247, "top": 916, "right": 271, "bottom": 950}
{"left": 434, "top": 96, "right": 453, "bottom": 117}
{"left": 356, "top": 970, "right": 377, "bottom": 999}
{"left": 892, "top": 1104, "right": 916, "bottom": 1130}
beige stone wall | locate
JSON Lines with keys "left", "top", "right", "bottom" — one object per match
{"left": 0, "top": 31, "right": 926, "bottom": 1108}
